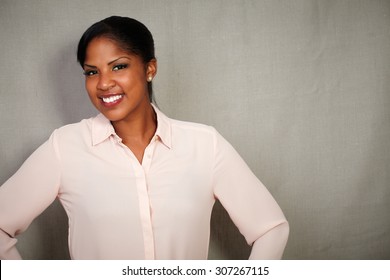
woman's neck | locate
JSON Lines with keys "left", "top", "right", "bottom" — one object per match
{"left": 111, "top": 104, "right": 157, "bottom": 163}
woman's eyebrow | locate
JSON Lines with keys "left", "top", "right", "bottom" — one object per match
{"left": 108, "top": 56, "right": 131, "bottom": 65}
{"left": 83, "top": 63, "right": 97, "bottom": 68}
{"left": 84, "top": 56, "right": 131, "bottom": 68}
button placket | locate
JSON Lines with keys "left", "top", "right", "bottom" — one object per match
{"left": 115, "top": 138, "right": 156, "bottom": 259}
{"left": 141, "top": 137, "right": 158, "bottom": 173}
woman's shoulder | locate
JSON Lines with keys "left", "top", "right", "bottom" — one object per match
{"left": 169, "top": 117, "right": 219, "bottom": 137}
{"left": 50, "top": 116, "right": 99, "bottom": 146}
{"left": 55, "top": 116, "right": 94, "bottom": 134}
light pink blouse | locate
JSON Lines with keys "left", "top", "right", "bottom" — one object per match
{"left": 0, "top": 105, "right": 288, "bottom": 259}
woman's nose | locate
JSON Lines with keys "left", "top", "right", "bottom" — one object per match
{"left": 97, "top": 73, "right": 115, "bottom": 91}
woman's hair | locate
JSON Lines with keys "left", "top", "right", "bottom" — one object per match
{"left": 77, "top": 16, "right": 156, "bottom": 102}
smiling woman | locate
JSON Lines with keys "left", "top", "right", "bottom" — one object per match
{"left": 0, "top": 16, "right": 288, "bottom": 260}
{"left": 83, "top": 38, "right": 155, "bottom": 122}
{"left": 82, "top": 37, "right": 157, "bottom": 163}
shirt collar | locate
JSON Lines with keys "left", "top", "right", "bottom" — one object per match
{"left": 91, "top": 103, "right": 172, "bottom": 149}
{"left": 91, "top": 114, "right": 116, "bottom": 146}
{"left": 152, "top": 103, "right": 172, "bottom": 149}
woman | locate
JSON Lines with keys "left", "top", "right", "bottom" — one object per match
{"left": 0, "top": 16, "right": 288, "bottom": 259}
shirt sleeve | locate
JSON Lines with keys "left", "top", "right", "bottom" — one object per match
{"left": 0, "top": 130, "right": 61, "bottom": 259}
{"left": 212, "top": 130, "right": 289, "bottom": 259}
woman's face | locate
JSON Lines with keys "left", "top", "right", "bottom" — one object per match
{"left": 83, "top": 37, "right": 156, "bottom": 123}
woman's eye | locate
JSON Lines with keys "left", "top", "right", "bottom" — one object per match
{"left": 83, "top": 70, "right": 98, "bottom": 76}
{"left": 112, "top": 64, "right": 128, "bottom": 71}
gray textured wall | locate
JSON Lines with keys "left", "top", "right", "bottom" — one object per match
{"left": 0, "top": 0, "right": 389, "bottom": 259}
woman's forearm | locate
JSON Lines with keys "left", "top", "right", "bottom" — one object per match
{"left": 0, "top": 229, "right": 22, "bottom": 260}
{"left": 249, "top": 221, "right": 289, "bottom": 260}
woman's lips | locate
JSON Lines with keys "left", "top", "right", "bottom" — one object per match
{"left": 99, "top": 94, "right": 124, "bottom": 107}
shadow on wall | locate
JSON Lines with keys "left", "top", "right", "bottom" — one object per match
{"left": 209, "top": 201, "right": 251, "bottom": 259}
{"left": 48, "top": 41, "right": 98, "bottom": 125}
{"left": 33, "top": 201, "right": 70, "bottom": 259}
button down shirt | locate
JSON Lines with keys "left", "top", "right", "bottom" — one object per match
{"left": 0, "top": 105, "right": 288, "bottom": 259}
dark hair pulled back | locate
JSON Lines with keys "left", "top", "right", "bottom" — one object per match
{"left": 77, "top": 16, "right": 156, "bottom": 102}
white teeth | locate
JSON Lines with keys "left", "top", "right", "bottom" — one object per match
{"left": 102, "top": 95, "right": 123, "bottom": 103}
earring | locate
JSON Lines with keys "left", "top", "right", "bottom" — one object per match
{"left": 147, "top": 76, "right": 153, "bottom": 82}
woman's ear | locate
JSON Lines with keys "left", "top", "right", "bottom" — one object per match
{"left": 146, "top": 59, "right": 157, "bottom": 81}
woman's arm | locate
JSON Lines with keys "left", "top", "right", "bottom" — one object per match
{"left": 212, "top": 129, "right": 289, "bottom": 259}
{"left": 0, "top": 131, "right": 61, "bottom": 259}
{"left": 0, "top": 229, "right": 22, "bottom": 259}
{"left": 249, "top": 222, "right": 289, "bottom": 259}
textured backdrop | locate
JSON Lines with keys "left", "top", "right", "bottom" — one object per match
{"left": 0, "top": 0, "right": 389, "bottom": 259}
